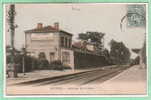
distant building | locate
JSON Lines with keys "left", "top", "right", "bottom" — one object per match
{"left": 25, "top": 22, "right": 74, "bottom": 69}
{"left": 132, "top": 46, "right": 146, "bottom": 68}
{"left": 73, "top": 41, "right": 96, "bottom": 52}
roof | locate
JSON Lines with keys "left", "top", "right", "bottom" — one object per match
{"left": 72, "top": 42, "right": 100, "bottom": 56}
{"left": 72, "top": 41, "right": 87, "bottom": 49}
{"left": 25, "top": 25, "right": 73, "bottom": 36}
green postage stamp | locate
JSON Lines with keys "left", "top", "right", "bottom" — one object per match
{"left": 0, "top": 0, "right": 150, "bottom": 100}
{"left": 127, "top": 4, "right": 146, "bottom": 27}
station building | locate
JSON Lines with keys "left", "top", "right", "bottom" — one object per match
{"left": 25, "top": 22, "right": 74, "bottom": 69}
{"left": 25, "top": 22, "right": 109, "bottom": 70}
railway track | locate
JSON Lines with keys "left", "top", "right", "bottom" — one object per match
{"left": 17, "top": 65, "right": 129, "bottom": 86}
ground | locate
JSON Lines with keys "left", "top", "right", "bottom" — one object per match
{"left": 95, "top": 65, "right": 147, "bottom": 94}
{"left": 6, "top": 65, "right": 147, "bottom": 95}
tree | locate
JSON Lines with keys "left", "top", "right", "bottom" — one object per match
{"left": 109, "top": 40, "right": 131, "bottom": 65}
{"left": 78, "top": 31, "right": 105, "bottom": 54}
{"left": 120, "top": 5, "right": 146, "bottom": 67}
{"left": 7, "top": 4, "right": 18, "bottom": 78}
{"left": 141, "top": 41, "right": 146, "bottom": 67}
{"left": 102, "top": 48, "right": 110, "bottom": 61}
{"left": 78, "top": 33, "right": 89, "bottom": 41}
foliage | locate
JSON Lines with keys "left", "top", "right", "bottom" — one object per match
{"left": 37, "top": 52, "right": 49, "bottom": 69}
{"left": 130, "top": 56, "right": 140, "bottom": 66}
{"left": 78, "top": 31, "right": 105, "bottom": 54}
{"left": 87, "top": 32, "right": 105, "bottom": 43}
{"left": 6, "top": 47, "right": 38, "bottom": 72}
{"left": 50, "top": 60, "right": 72, "bottom": 70}
{"left": 37, "top": 59, "right": 49, "bottom": 69}
{"left": 78, "top": 31, "right": 104, "bottom": 43}
{"left": 78, "top": 33, "right": 89, "bottom": 41}
{"left": 109, "top": 39, "right": 131, "bottom": 65}
{"left": 141, "top": 42, "right": 146, "bottom": 64}
{"left": 50, "top": 60, "right": 62, "bottom": 65}
{"left": 50, "top": 60, "right": 63, "bottom": 70}
{"left": 7, "top": 4, "right": 18, "bottom": 77}
{"left": 6, "top": 52, "right": 34, "bottom": 72}
{"left": 102, "top": 48, "right": 110, "bottom": 62}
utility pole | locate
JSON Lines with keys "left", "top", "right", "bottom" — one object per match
{"left": 8, "top": 4, "right": 17, "bottom": 78}
{"left": 21, "top": 47, "right": 26, "bottom": 75}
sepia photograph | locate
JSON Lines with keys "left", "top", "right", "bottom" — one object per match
{"left": 4, "top": 3, "right": 147, "bottom": 96}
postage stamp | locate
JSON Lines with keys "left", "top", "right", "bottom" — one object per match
{"left": 127, "top": 4, "right": 146, "bottom": 27}
{"left": 3, "top": 3, "right": 147, "bottom": 96}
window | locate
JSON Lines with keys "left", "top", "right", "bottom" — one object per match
{"left": 61, "top": 37, "right": 71, "bottom": 48}
{"left": 62, "top": 52, "right": 70, "bottom": 65}
{"left": 38, "top": 52, "right": 46, "bottom": 60}
{"left": 69, "top": 38, "right": 71, "bottom": 48}
{"left": 65, "top": 38, "right": 68, "bottom": 48}
{"left": 61, "top": 37, "right": 64, "bottom": 47}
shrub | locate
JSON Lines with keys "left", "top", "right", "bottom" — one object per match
{"left": 50, "top": 60, "right": 63, "bottom": 70}
{"left": 62, "top": 64, "right": 72, "bottom": 70}
{"left": 50, "top": 60, "right": 72, "bottom": 70}
{"left": 37, "top": 59, "right": 49, "bottom": 69}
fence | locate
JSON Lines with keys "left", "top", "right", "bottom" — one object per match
{"left": 74, "top": 51, "right": 109, "bottom": 69}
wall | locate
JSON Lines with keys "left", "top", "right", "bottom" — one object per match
{"left": 25, "top": 32, "right": 60, "bottom": 62}
{"left": 61, "top": 48, "right": 74, "bottom": 70}
{"left": 74, "top": 51, "right": 109, "bottom": 69}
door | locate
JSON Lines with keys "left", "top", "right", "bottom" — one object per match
{"left": 50, "top": 52, "right": 55, "bottom": 63}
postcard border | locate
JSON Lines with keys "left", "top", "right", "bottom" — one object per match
{"left": 0, "top": 0, "right": 151, "bottom": 100}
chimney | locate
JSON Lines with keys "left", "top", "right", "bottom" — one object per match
{"left": 37, "top": 23, "right": 43, "bottom": 29}
{"left": 54, "top": 22, "right": 59, "bottom": 30}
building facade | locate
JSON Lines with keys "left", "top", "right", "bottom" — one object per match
{"left": 25, "top": 22, "right": 74, "bottom": 69}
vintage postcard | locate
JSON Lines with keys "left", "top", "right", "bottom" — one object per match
{"left": 3, "top": 3, "right": 148, "bottom": 96}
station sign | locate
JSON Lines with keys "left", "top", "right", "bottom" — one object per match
{"left": 31, "top": 33, "right": 54, "bottom": 40}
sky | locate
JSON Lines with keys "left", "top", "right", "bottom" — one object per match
{"left": 5, "top": 3, "right": 146, "bottom": 58}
